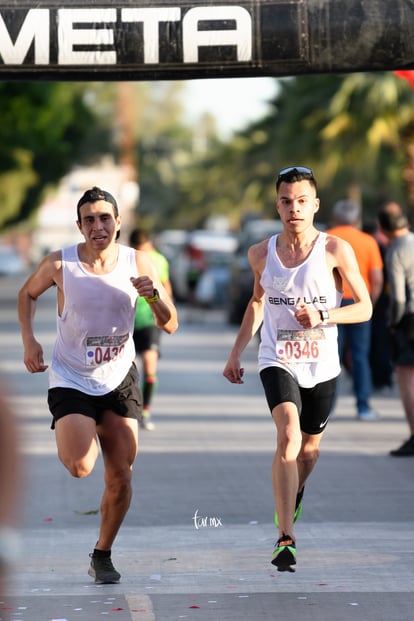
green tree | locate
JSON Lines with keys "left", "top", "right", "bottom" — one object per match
{"left": 0, "top": 82, "right": 111, "bottom": 231}
{"left": 183, "top": 72, "right": 414, "bottom": 229}
{"left": 249, "top": 73, "right": 414, "bottom": 222}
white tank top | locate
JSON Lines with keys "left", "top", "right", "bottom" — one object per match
{"left": 258, "top": 232, "right": 342, "bottom": 387}
{"left": 49, "top": 244, "right": 138, "bottom": 395}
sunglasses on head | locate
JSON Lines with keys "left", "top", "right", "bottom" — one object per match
{"left": 277, "top": 166, "right": 314, "bottom": 181}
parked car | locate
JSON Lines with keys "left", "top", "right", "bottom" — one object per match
{"left": 227, "top": 219, "right": 284, "bottom": 324}
{"left": 155, "top": 229, "right": 188, "bottom": 264}
{"left": 167, "top": 229, "right": 237, "bottom": 306}
{"left": 195, "top": 249, "right": 235, "bottom": 308}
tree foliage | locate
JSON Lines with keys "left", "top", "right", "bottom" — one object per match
{"left": 2, "top": 72, "right": 414, "bottom": 234}
{"left": 0, "top": 82, "right": 111, "bottom": 231}
{"left": 172, "top": 72, "right": 414, "bottom": 230}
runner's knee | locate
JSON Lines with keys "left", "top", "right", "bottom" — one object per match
{"left": 276, "top": 426, "right": 302, "bottom": 459}
{"left": 60, "top": 455, "right": 95, "bottom": 478}
{"left": 104, "top": 466, "right": 132, "bottom": 493}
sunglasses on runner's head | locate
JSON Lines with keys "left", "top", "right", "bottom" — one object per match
{"left": 277, "top": 166, "right": 314, "bottom": 181}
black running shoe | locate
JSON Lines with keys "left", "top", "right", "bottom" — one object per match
{"left": 88, "top": 552, "right": 121, "bottom": 584}
{"left": 390, "top": 437, "right": 414, "bottom": 456}
{"left": 271, "top": 534, "right": 296, "bottom": 572}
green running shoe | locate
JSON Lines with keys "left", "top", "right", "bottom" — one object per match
{"left": 274, "top": 487, "right": 304, "bottom": 528}
{"left": 271, "top": 534, "right": 296, "bottom": 572}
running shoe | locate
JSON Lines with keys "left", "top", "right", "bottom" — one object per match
{"left": 88, "top": 552, "right": 121, "bottom": 584}
{"left": 140, "top": 410, "right": 155, "bottom": 431}
{"left": 357, "top": 409, "right": 380, "bottom": 421}
{"left": 271, "top": 534, "right": 296, "bottom": 572}
{"left": 390, "top": 436, "right": 414, "bottom": 456}
{"left": 274, "top": 487, "right": 304, "bottom": 528}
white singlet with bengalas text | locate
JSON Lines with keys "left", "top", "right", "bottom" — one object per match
{"left": 258, "top": 232, "right": 342, "bottom": 387}
{"left": 48, "top": 244, "right": 138, "bottom": 395}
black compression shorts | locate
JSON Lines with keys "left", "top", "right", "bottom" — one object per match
{"left": 259, "top": 366, "right": 337, "bottom": 435}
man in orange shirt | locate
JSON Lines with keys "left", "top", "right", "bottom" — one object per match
{"left": 328, "top": 200, "right": 383, "bottom": 420}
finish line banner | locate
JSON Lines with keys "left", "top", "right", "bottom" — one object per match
{"left": 0, "top": 0, "right": 413, "bottom": 80}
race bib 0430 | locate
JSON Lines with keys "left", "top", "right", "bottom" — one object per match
{"left": 276, "top": 328, "right": 327, "bottom": 363}
{"left": 86, "top": 334, "right": 129, "bottom": 367}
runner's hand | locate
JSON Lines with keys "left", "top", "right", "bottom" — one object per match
{"left": 24, "top": 340, "right": 48, "bottom": 373}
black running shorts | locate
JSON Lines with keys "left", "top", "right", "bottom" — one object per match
{"left": 133, "top": 326, "right": 161, "bottom": 355}
{"left": 259, "top": 366, "right": 337, "bottom": 435}
{"left": 48, "top": 363, "right": 142, "bottom": 429}
{"left": 391, "top": 315, "right": 414, "bottom": 366}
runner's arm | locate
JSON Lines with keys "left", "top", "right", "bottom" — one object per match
{"left": 131, "top": 251, "right": 178, "bottom": 334}
{"left": 223, "top": 242, "right": 266, "bottom": 384}
{"left": 18, "top": 253, "right": 60, "bottom": 372}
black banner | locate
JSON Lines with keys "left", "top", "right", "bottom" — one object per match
{"left": 0, "top": 0, "right": 413, "bottom": 80}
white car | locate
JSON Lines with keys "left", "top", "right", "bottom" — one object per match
{"left": 167, "top": 229, "right": 237, "bottom": 305}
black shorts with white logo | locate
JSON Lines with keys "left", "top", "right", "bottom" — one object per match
{"left": 259, "top": 366, "right": 337, "bottom": 435}
{"left": 48, "top": 363, "right": 142, "bottom": 429}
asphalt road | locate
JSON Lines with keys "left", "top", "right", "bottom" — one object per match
{"left": 1, "top": 274, "right": 413, "bottom": 621}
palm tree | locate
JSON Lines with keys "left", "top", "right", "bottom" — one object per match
{"left": 268, "top": 72, "right": 414, "bottom": 218}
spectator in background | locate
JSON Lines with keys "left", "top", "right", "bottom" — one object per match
{"left": 328, "top": 200, "right": 383, "bottom": 420}
{"left": 378, "top": 207, "right": 414, "bottom": 456}
{"left": 129, "top": 229, "right": 173, "bottom": 431}
{"left": 363, "top": 214, "right": 394, "bottom": 391}
{"left": 185, "top": 242, "right": 206, "bottom": 306}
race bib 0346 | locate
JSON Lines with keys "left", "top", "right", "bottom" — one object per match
{"left": 276, "top": 328, "right": 327, "bottom": 363}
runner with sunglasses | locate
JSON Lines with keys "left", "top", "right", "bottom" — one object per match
{"left": 223, "top": 166, "right": 372, "bottom": 571}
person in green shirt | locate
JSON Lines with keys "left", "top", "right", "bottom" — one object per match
{"left": 129, "top": 229, "right": 173, "bottom": 430}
